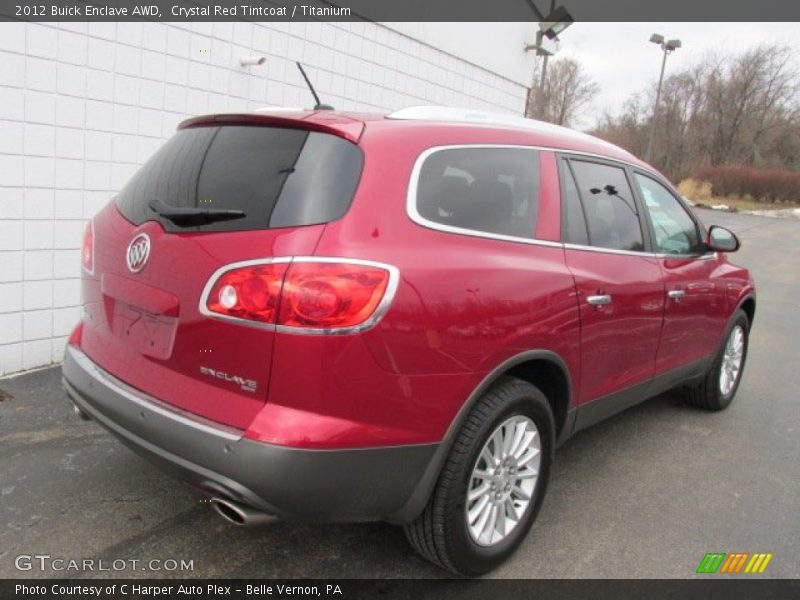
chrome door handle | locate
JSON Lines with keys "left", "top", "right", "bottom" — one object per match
{"left": 587, "top": 294, "right": 612, "bottom": 306}
{"left": 668, "top": 290, "right": 686, "bottom": 300}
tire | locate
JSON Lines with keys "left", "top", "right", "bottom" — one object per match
{"left": 684, "top": 309, "right": 750, "bottom": 411}
{"left": 404, "top": 376, "right": 554, "bottom": 576}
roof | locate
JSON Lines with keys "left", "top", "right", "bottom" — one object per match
{"left": 177, "top": 105, "right": 645, "bottom": 167}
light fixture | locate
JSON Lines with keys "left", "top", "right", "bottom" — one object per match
{"left": 524, "top": 31, "right": 560, "bottom": 56}
{"left": 239, "top": 55, "right": 266, "bottom": 67}
{"left": 650, "top": 34, "right": 682, "bottom": 53}
{"left": 539, "top": 6, "right": 574, "bottom": 40}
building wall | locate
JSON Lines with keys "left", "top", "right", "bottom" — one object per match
{"left": 385, "top": 22, "right": 537, "bottom": 87}
{"left": 0, "top": 20, "right": 529, "bottom": 376}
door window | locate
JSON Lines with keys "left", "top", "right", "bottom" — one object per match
{"left": 635, "top": 174, "right": 703, "bottom": 255}
{"left": 560, "top": 160, "right": 589, "bottom": 245}
{"left": 569, "top": 160, "right": 644, "bottom": 252}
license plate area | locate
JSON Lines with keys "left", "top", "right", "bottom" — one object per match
{"left": 110, "top": 301, "right": 177, "bottom": 360}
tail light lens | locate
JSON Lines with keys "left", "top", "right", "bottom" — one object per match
{"left": 68, "top": 322, "right": 84, "bottom": 345}
{"left": 203, "top": 259, "right": 397, "bottom": 332}
{"left": 205, "top": 263, "right": 288, "bottom": 324}
{"left": 81, "top": 220, "right": 94, "bottom": 274}
{"left": 280, "top": 263, "right": 391, "bottom": 329}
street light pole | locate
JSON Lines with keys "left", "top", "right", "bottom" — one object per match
{"left": 645, "top": 34, "right": 681, "bottom": 163}
{"left": 538, "top": 40, "right": 550, "bottom": 119}
{"left": 536, "top": 0, "right": 557, "bottom": 119}
{"left": 524, "top": 1, "right": 572, "bottom": 118}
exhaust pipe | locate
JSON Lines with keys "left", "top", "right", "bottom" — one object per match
{"left": 210, "top": 497, "right": 278, "bottom": 527}
{"left": 71, "top": 401, "right": 91, "bottom": 421}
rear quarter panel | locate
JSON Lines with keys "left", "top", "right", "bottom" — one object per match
{"left": 257, "top": 125, "right": 581, "bottom": 448}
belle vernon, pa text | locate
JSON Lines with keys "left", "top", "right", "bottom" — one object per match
{"left": 16, "top": 584, "right": 344, "bottom": 597}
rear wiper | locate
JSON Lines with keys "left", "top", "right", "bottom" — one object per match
{"left": 148, "top": 198, "right": 246, "bottom": 226}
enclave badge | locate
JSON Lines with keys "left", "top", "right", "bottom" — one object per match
{"left": 126, "top": 233, "right": 151, "bottom": 273}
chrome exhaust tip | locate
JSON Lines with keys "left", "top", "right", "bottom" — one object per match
{"left": 72, "top": 402, "right": 91, "bottom": 421}
{"left": 210, "top": 497, "right": 278, "bottom": 527}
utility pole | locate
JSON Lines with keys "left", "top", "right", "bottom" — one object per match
{"left": 524, "top": 1, "right": 572, "bottom": 119}
{"left": 645, "top": 34, "right": 681, "bottom": 163}
{"left": 524, "top": 1, "right": 546, "bottom": 118}
{"left": 536, "top": 0, "right": 557, "bottom": 119}
{"left": 537, "top": 35, "right": 550, "bottom": 119}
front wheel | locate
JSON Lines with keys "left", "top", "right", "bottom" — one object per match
{"left": 404, "top": 377, "right": 554, "bottom": 575}
{"left": 684, "top": 310, "right": 750, "bottom": 411}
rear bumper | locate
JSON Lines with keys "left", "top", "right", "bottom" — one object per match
{"left": 62, "top": 345, "right": 438, "bottom": 523}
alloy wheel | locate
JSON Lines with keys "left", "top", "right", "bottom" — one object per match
{"left": 465, "top": 415, "right": 541, "bottom": 546}
{"left": 719, "top": 325, "right": 745, "bottom": 396}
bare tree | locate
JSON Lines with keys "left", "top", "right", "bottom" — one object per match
{"left": 535, "top": 57, "right": 600, "bottom": 127}
{"left": 591, "top": 43, "right": 800, "bottom": 181}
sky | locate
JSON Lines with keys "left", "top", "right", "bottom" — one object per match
{"left": 552, "top": 22, "right": 800, "bottom": 129}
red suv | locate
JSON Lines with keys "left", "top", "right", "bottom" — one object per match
{"left": 63, "top": 106, "right": 755, "bottom": 575}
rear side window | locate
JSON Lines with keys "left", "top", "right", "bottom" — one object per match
{"left": 569, "top": 160, "right": 644, "bottom": 252}
{"left": 415, "top": 147, "right": 540, "bottom": 240}
{"left": 115, "top": 126, "right": 363, "bottom": 232}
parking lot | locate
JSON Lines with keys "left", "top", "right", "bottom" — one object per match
{"left": 1, "top": 209, "right": 798, "bottom": 579}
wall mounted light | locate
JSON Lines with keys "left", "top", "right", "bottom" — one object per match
{"left": 239, "top": 55, "right": 267, "bottom": 67}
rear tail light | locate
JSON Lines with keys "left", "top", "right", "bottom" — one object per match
{"left": 68, "top": 322, "right": 83, "bottom": 345}
{"left": 280, "top": 262, "right": 391, "bottom": 329}
{"left": 205, "top": 262, "right": 288, "bottom": 325}
{"left": 201, "top": 258, "right": 398, "bottom": 333}
{"left": 81, "top": 220, "right": 94, "bottom": 274}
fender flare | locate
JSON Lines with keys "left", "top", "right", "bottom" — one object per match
{"left": 386, "top": 349, "right": 573, "bottom": 524}
{"left": 735, "top": 293, "right": 756, "bottom": 326}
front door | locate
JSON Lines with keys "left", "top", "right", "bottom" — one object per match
{"left": 559, "top": 158, "right": 665, "bottom": 413}
{"left": 633, "top": 172, "right": 728, "bottom": 374}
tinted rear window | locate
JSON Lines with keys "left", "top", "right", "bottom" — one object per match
{"left": 115, "top": 125, "right": 363, "bottom": 232}
{"left": 569, "top": 160, "right": 644, "bottom": 252}
{"left": 415, "top": 147, "right": 540, "bottom": 240}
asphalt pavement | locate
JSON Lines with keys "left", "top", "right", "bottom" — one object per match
{"left": 1, "top": 209, "right": 798, "bottom": 579}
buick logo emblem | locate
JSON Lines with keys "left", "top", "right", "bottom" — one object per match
{"left": 126, "top": 233, "right": 151, "bottom": 273}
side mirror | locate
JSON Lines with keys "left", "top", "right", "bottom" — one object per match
{"left": 707, "top": 225, "right": 740, "bottom": 252}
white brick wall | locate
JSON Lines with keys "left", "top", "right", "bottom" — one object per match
{"left": 0, "top": 21, "right": 528, "bottom": 376}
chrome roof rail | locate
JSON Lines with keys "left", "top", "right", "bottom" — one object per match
{"left": 386, "top": 106, "right": 624, "bottom": 153}
{"left": 253, "top": 106, "right": 308, "bottom": 112}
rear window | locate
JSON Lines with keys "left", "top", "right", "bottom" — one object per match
{"left": 115, "top": 125, "right": 364, "bottom": 232}
{"left": 415, "top": 147, "right": 540, "bottom": 240}
{"left": 568, "top": 160, "right": 644, "bottom": 252}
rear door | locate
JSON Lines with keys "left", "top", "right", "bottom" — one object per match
{"left": 559, "top": 157, "right": 665, "bottom": 420}
{"left": 80, "top": 124, "right": 363, "bottom": 428}
{"left": 632, "top": 172, "right": 728, "bottom": 373}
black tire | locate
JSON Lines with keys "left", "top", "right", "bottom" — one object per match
{"left": 684, "top": 309, "right": 750, "bottom": 411}
{"left": 404, "top": 376, "right": 554, "bottom": 576}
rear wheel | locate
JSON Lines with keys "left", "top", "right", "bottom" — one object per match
{"left": 404, "top": 377, "right": 554, "bottom": 575}
{"left": 684, "top": 310, "right": 750, "bottom": 411}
